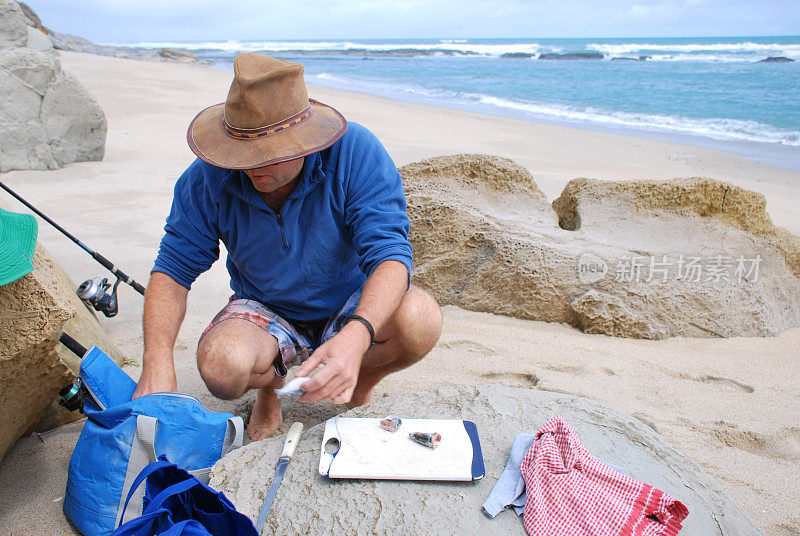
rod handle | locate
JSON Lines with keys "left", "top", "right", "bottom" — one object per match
{"left": 59, "top": 332, "right": 87, "bottom": 358}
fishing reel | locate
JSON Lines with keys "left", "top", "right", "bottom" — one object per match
{"left": 77, "top": 277, "right": 120, "bottom": 317}
{"left": 57, "top": 332, "right": 87, "bottom": 413}
{"left": 58, "top": 377, "right": 85, "bottom": 413}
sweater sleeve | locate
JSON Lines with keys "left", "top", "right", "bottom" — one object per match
{"left": 341, "top": 125, "right": 413, "bottom": 279}
{"left": 151, "top": 163, "right": 220, "bottom": 289}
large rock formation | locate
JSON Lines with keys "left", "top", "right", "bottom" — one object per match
{"left": 400, "top": 154, "right": 800, "bottom": 339}
{"left": 0, "top": 0, "right": 106, "bottom": 172}
{"left": 0, "top": 244, "right": 75, "bottom": 461}
{"left": 210, "top": 385, "right": 764, "bottom": 536}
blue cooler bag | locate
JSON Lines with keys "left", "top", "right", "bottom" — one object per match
{"left": 64, "top": 346, "right": 244, "bottom": 536}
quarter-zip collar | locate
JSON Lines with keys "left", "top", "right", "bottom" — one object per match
{"left": 222, "top": 152, "right": 325, "bottom": 210}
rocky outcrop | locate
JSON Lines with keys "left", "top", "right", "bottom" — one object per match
{"left": 538, "top": 52, "right": 604, "bottom": 60}
{"left": 552, "top": 177, "right": 800, "bottom": 278}
{"left": 0, "top": 245, "right": 75, "bottom": 461}
{"left": 400, "top": 154, "right": 800, "bottom": 339}
{"left": 157, "top": 48, "right": 199, "bottom": 62}
{"left": 0, "top": 0, "right": 106, "bottom": 172}
{"left": 758, "top": 56, "right": 794, "bottom": 63}
{"left": 211, "top": 385, "right": 764, "bottom": 536}
{"left": 501, "top": 52, "right": 534, "bottom": 59}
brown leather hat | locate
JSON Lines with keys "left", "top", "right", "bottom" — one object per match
{"left": 187, "top": 53, "right": 347, "bottom": 169}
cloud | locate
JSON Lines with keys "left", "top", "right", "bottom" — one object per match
{"left": 23, "top": 0, "right": 800, "bottom": 41}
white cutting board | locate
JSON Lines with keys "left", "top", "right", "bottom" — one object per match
{"left": 318, "top": 417, "right": 484, "bottom": 481}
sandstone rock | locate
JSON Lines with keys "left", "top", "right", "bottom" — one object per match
{"left": 0, "top": 46, "right": 60, "bottom": 95}
{"left": 26, "top": 24, "right": 52, "bottom": 52}
{"left": 0, "top": 67, "right": 41, "bottom": 121}
{"left": 0, "top": 0, "right": 107, "bottom": 173}
{"left": 0, "top": 245, "right": 75, "bottom": 461}
{"left": 400, "top": 154, "right": 800, "bottom": 339}
{"left": 48, "top": 31, "right": 97, "bottom": 52}
{"left": 0, "top": 120, "right": 58, "bottom": 170}
{"left": 211, "top": 385, "right": 763, "bottom": 536}
{"left": 158, "top": 48, "right": 198, "bottom": 62}
{"left": 552, "top": 177, "right": 800, "bottom": 277}
{"left": 0, "top": 0, "right": 30, "bottom": 49}
{"left": 41, "top": 70, "right": 107, "bottom": 164}
{"left": 18, "top": 2, "right": 44, "bottom": 33}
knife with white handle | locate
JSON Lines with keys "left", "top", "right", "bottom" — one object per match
{"left": 255, "top": 422, "right": 304, "bottom": 532}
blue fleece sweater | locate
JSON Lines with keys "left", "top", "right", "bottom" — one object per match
{"left": 152, "top": 122, "right": 412, "bottom": 321}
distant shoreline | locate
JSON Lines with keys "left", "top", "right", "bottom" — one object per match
{"left": 54, "top": 33, "right": 800, "bottom": 176}
{"left": 298, "top": 71, "right": 800, "bottom": 176}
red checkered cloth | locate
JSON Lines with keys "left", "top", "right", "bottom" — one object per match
{"left": 520, "top": 416, "right": 689, "bottom": 536}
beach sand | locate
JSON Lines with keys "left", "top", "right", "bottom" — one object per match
{"left": 0, "top": 51, "right": 798, "bottom": 536}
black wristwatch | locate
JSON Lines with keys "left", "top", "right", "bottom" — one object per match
{"left": 344, "top": 314, "right": 375, "bottom": 349}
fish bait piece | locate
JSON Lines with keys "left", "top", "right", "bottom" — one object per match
{"left": 409, "top": 432, "right": 441, "bottom": 449}
{"left": 379, "top": 415, "right": 402, "bottom": 432}
{"left": 275, "top": 376, "right": 311, "bottom": 398}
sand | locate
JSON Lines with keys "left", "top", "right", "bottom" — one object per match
{"left": 0, "top": 51, "right": 798, "bottom": 536}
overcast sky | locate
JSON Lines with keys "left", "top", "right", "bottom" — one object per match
{"left": 23, "top": 0, "right": 800, "bottom": 43}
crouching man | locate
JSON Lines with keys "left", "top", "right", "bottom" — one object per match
{"left": 132, "top": 54, "right": 442, "bottom": 440}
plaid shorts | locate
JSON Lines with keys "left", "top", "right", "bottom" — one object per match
{"left": 200, "top": 286, "right": 363, "bottom": 377}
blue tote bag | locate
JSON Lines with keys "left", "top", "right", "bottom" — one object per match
{"left": 111, "top": 458, "right": 257, "bottom": 536}
{"left": 64, "top": 346, "right": 245, "bottom": 536}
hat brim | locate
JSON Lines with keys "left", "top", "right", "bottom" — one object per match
{"left": 187, "top": 99, "right": 347, "bottom": 170}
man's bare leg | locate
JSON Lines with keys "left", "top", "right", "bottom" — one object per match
{"left": 347, "top": 285, "right": 442, "bottom": 407}
{"left": 197, "top": 318, "right": 285, "bottom": 440}
{"left": 247, "top": 374, "right": 285, "bottom": 440}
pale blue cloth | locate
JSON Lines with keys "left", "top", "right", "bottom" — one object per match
{"left": 482, "top": 433, "right": 535, "bottom": 518}
{"left": 483, "top": 433, "right": 627, "bottom": 518}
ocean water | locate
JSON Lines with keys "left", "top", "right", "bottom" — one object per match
{"left": 122, "top": 37, "right": 800, "bottom": 171}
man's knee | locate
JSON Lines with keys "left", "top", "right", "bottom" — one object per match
{"left": 197, "top": 334, "right": 248, "bottom": 400}
{"left": 389, "top": 285, "right": 442, "bottom": 358}
{"left": 197, "top": 320, "right": 276, "bottom": 399}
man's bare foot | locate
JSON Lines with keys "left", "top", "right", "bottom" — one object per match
{"left": 247, "top": 386, "right": 283, "bottom": 440}
{"left": 346, "top": 389, "right": 374, "bottom": 409}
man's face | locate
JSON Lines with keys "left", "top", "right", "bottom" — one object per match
{"left": 244, "top": 157, "right": 305, "bottom": 194}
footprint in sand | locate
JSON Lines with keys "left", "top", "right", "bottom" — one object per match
{"left": 544, "top": 364, "right": 586, "bottom": 375}
{"left": 438, "top": 340, "right": 497, "bottom": 355}
{"left": 709, "top": 422, "right": 800, "bottom": 461}
{"left": 481, "top": 371, "right": 539, "bottom": 387}
{"left": 663, "top": 369, "right": 755, "bottom": 393}
{"left": 697, "top": 375, "right": 755, "bottom": 393}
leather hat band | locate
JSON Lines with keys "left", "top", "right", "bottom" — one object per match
{"left": 222, "top": 105, "right": 313, "bottom": 140}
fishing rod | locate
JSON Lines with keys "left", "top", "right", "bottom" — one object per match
{"left": 0, "top": 180, "right": 146, "bottom": 316}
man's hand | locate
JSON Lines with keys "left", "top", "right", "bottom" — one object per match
{"left": 297, "top": 321, "right": 372, "bottom": 405}
{"left": 132, "top": 354, "right": 178, "bottom": 399}
{"left": 134, "top": 272, "right": 188, "bottom": 399}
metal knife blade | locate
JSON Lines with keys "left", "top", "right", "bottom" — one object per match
{"left": 255, "top": 422, "right": 304, "bottom": 532}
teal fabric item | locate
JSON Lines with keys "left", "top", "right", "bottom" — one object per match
{"left": 63, "top": 347, "right": 244, "bottom": 536}
{"left": 0, "top": 208, "right": 38, "bottom": 286}
{"left": 152, "top": 122, "right": 413, "bottom": 321}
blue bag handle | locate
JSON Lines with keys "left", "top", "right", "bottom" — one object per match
{"left": 160, "top": 519, "right": 210, "bottom": 536}
{"left": 117, "top": 460, "right": 172, "bottom": 528}
{"left": 144, "top": 476, "right": 205, "bottom": 514}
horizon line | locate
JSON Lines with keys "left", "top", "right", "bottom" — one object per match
{"left": 108, "top": 35, "right": 800, "bottom": 44}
